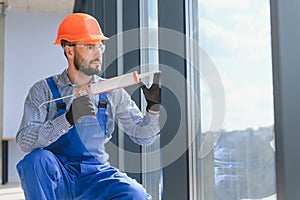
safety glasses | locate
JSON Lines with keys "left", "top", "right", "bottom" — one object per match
{"left": 69, "top": 43, "right": 105, "bottom": 53}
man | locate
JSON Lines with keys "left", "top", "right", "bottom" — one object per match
{"left": 16, "top": 13, "right": 160, "bottom": 200}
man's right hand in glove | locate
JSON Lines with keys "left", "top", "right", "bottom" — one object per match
{"left": 66, "top": 95, "right": 95, "bottom": 126}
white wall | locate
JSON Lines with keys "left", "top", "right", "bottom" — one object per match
{"left": 4, "top": 11, "right": 70, "bottom": 182}
{"left": 4, "top": 11, "right": 68, "bottom": 138}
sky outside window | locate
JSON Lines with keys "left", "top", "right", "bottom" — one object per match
{"left": 199, "top": 0, "right": 274, "bottom": 132}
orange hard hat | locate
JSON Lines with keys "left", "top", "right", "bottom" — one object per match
{"left": 54, "top": 13, "right": 109, "bottom": 45}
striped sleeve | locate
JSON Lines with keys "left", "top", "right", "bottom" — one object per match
{"left": 16, "top": 80, "right": 70, "bottom": 153}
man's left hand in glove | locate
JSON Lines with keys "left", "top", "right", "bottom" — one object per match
{"left": 139, "top": 72, "right": 161, "bottom": 114}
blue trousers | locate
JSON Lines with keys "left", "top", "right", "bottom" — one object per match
{"left": 17, "top": 149, "right": 152, "bottom": 200}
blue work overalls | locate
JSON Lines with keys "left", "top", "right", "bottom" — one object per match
{"left": 17, "top": 77, "right": 151, "bottom": 200}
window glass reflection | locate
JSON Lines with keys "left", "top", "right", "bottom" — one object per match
{"left": 198, "top": 0, "right": 276, "bottom": 199}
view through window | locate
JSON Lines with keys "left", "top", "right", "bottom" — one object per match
{"left": 197, "top": 0, "right": 276, "bottom": 199}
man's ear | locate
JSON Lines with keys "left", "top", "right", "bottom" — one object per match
{"left": 64, "top": 45, "right": 74, "bottom": 59}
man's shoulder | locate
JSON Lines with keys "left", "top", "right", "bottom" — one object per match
{"left": 29, "top": 71, "right": 64, "bottom": 92}
{"left": 46, "top": 70, "right": 69, "bottom": 87}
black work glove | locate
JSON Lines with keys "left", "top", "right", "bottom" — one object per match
{"left": 139, "top": 72, "right": 161, "bottom": 112}
{"left": 66, "top": 95, "right": 95, "bottom": 126}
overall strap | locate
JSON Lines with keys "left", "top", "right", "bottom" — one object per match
{"left": 45, "top": 76, "right": 66, "bottom": 117}
{"left": 97, "top": 93, "right": 107, "bottom": 135}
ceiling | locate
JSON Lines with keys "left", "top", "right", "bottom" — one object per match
{"left": 5, "top": 0, "right": 75, "bottom": 13}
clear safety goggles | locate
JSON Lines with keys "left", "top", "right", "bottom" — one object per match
{"left": 69, "top": 43, "right": 105, "bottom": 53}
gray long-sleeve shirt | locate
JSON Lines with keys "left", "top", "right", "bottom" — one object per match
{"left": 16, "top": 70, "right": 160, "bottom": 153}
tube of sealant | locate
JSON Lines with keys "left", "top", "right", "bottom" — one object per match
{"left": 89, "top": 71, "right": 140, "bottom": 95}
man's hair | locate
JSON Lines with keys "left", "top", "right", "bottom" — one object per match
{"left": 61, "top": 39, "right": 68, "bottom": 48}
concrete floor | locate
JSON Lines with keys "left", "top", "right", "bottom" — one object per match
{"left": 0, "top": 182, "right": 24, "bottom": 200}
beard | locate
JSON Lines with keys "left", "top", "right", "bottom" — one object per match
{"left": 74, "top": 55, "right": 101, "bottom": 76}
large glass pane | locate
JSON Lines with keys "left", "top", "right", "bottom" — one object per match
{"left": 196, "top": 0, "right": 276, "bottom": 199}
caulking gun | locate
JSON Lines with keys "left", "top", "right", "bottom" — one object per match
{"left": 39, "top": 70, "right": 160, "bottom": 108}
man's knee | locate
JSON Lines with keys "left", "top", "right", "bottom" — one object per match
{"left": 17, "top": 149, "right": 73, "bottom": 199}
{"left": 128, "top": 185, "right": 151, "bottom": 200}
{"left": 115, "top": 181, "right": 152, "bottom": 200}
{"left": 18, "top": 149, "right": 56, "bottom": 169}
{"left": 17, "top": 149, "right": 62, "bottom": 182}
